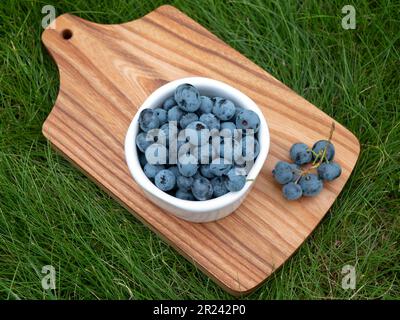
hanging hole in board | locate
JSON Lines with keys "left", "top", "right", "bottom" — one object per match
{"left": 61, "top": 29, "right": 73, "bottom": 40}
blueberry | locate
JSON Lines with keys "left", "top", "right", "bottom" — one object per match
{"left": 144, "top": 163, "right": 165, "bottom": 179}
{"left": 209, "top": 132, "right": 221, "bottom": 147}
{"left": 175, "top": 189, "right": 195, "bottom": 201}
{"left": 175, "top": 139, "right": 191, "bottom": 158}
{"left": 317, "top": 162, "right": 341, "bottom": 181}
{"left": 192, "top": 177, "right": 213, "bottom": 200}
{"left": 210, "top": 158, "right": 232, "bottom": 176}
{"left": 159, "top": 123, "right": 173, "bottom": 146}
{"left": 282, "top": 182, "right": 302, "bottom": 200}
{"left": 154, "top": 108, "right": 167, "bottom": 125}
{"left": 233, "top": 165, "right": 248, "bottom": 176}
{"left": 176, "top": 139, "right": 186, "bottom": 151}
{"left": 290, "top": 143, "right": 312, "bottom": 165}
{"left": 241, "top": 135, "right": 260, "bottom": 160}
{"left": 167, "top": 106, "right": 184, "bottom": 123}
{"left": 219, "top": 138, "right": 241, "bottom": 162}
{"left": 138, "top": 152, "right": 147, "bottom": 167}
{"left": 177, "top": 154, "right": 198, "bottom": 177}
{"left": 136, "top": 132, "right": 152, "bottom": 152}
{"left": 145, "top": 143, "right": 168, "bottom": 165}
{"left": 199, "top": 113, "right": 220, "bottom": 130}
{"left": 220, "top": 122, "right": 240, "bottom": 140}
{"left": 184, "top": 121, "right": 210, "bottom": 146}
{"left": 312, "top": 140, "right": 335, "bottom": 162}
{"left": 234, "top": 106, "right": 244, "bottom": 119}
{"left": 177, "top": 175, "right": 194, "bottom": 191}
{"left": 272, "top": 161, "right": 294, "bottom": 184}
{"left": 168, "top": 165, "right": 180, "bottom": 178}
{"left": 179, "top": 112, "right": 199, "bottom": 129}
{"left": 199, "top": 96, "right": 213, "bottom": 113}
{"left": 175, "top": 84, "right": 201, "bottom": 112}
{"left": 212, "top": 97, "right": 236, "bottom": 121}
{"left": 146, "top": 128, "right": 168, "bottom": 146}
{"left": 235, "top": 109, "right": 260, "bottom": 133}
{"left": 193, "top": 143, "right": 217, "bottom": 164}
{"left": 224, "top": 168, "right": 246, "bottom": 192}
{"left": 193, "top": 172, "right": 203, "bottom": 179}
{"left": 211, "top": 177, "right": 229, "bottom": 197}
{"left": 139, "top": 108, "right": 160, "bottom": 132}
{"left": 155, "top": 169, "right": 176, "bottom": 191}
{"left": 299, "top": 173, "right": 323, "bottom": 197}
{"left": 163, "top": 96, "right": 176, "bottom": 111}
{"left": 200, "top": 164, "right": 215, "bottom": 179}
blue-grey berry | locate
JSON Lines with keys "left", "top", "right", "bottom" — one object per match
{"left": 193, "top": 144, "right": 217, "bottom": 164}
{"left": 139, "top": 152, "right": 147, "bottom": 167}
{"left": 199, "top": 113, "right": 220, "bottom": 130}
{"left": 136, "top": 132, "right": 152, "bottom": 152}
{"left": 175, "top": 189, "right": 195, "bottom": 201}
{"left": 241, "top": 135, "right": 260, "bottom": 160}
{"left": 145, "top": 143, "right": 168, "bottom": 165}
{"left": 168, "top": 165, "right": 180, "bottom": 178}
{"left": 224, "top": 168, "right": 246, "bottom": 192}
{"left": 299, "top": 173, "right": 323, "bottom": 197}
{"left": 211, "top": 177, "right": 229, "bottom": 197}
{"left": 155, "top": 169, "right": 176, "bottom": 191}
{"left": 163, "top": 96, "right": 176, "bottom": 111}
{"left": 235, "top": 109, "right": 260, "bottom": 133}
{"left": 209, "top": 158, "right": 232, "bottom": 176}
{"left": 192, "top": 177, "right": 213, "bottom": 200}
{"left": 220, "top": 122, "right": 240, "bottom": 140}
{"left": 282, "top": 182, "right": 302, "bottom": 200}
{"left": 193, "top": 172, "right": 203, "bottom": 179}
{"left": 154, "top": 108, "right": 167, "bottom": 125}
{"left": 179, "top": 112, "right": 198, "bottom": 129}
{"left": 290, "top": 143, "right": 312, "bottom": 165}
{"left": 200, "top": 164, "right": 215, "bottom": 179}
{"left": 184, "top": 121, "right": 210, "bottom": 146}
{"left": 272, "top": 161, "right": 294, "bottom": 184}
{"left": 175, "top": 84, "right": 201, "bottom": 112}
{"left": 144, "top": 163, "right": 165, "bottom": 179}
{"left": 219, "top": 139, "right": 241, "bottom": 162}
{"left": 139, "top": 108, "right": 160, "bottom": 132}
{"left": 177, "top": 175, "right": 193, "bottom": 191}
{"left": 317, "top": 162, "right": 341, "bottom": 181}
{"left": 177, "top": 154, "right": 198, "bottom": 177}
{"left": 234, "top": 106, "right": 244, "bottom": 119}
{"left": 312, "top": 140, "right": 335, "bottom": 162}
{"left": 167, "top": 106, "right": 184, "bottom": 123}
{"left": 212, "top": 97, "right": 236, "bottom": 121}
{"left": 159, "top": 123, "right": 173, "bottom": 146}
{"left": 199, "top": 96, "right": 213, "bottom": 113}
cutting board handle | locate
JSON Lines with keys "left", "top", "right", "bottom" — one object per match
{"left": 41, "top": 7, "right": 181, "bottom": 111}
{"left": 42, "top": 14, "right": 83, "bottom": 64}
{"left": 41, "top": 5, "right": 178, "bottom": 70}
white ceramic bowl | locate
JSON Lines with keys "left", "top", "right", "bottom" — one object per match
{"left": 125, "top": 77, "right": 270, "bottom": 223}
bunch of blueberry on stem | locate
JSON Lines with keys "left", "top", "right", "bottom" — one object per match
{"left": 272, "top": 122, "right": 342, "bottom": 200}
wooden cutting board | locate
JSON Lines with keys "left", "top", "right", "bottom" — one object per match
{"left": 41, "top": 5, "right": 360, "bottom": 295}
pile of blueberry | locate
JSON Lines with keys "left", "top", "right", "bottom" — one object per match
{"left": 272, "top": 124, "right": 342, "bottom": 200}
{"left": 136, "top": 83, "right": 261, "bottom": 201}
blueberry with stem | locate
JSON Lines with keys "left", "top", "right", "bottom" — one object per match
{"left": 317, "top": 162, "right": 342, "bottom": 181}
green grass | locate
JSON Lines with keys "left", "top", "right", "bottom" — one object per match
{"left": 0, "top": 0, "right": 399, "bottom": 299}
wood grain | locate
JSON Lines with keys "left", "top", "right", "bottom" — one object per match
{"left": 41, "top": 5, "right": 360, "bottom": 295}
